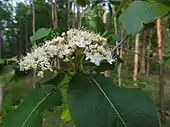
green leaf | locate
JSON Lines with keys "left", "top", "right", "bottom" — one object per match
{"left": 39, "top": 72, "right": 65, "bottom": 86}
{"left": 119, "top": 1, "right": 170, "bottom": 35}
{"left": 68, "top": 73, "right": 159, "bottom": 127}
{"left": 2, "top": 86, "right": 62, "bottom": 127}
{"left": 115, "top": 0, "right": 131, "bottom": 15}
{"left": 30, "top": 28, "right": 51, "bottom": 42}
{"left": 0, "top": 65, "right": 15, "bottom": 86}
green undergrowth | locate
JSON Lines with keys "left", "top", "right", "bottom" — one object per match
{"left": 2, "top": 68, "right": 170, "bottom": 126}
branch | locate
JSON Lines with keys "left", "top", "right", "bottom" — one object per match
{"left": 115, "top": 47, "right": 159, "bottom": 64}
{"left": 111, "top": 35, "right": 129, "bottom": 53}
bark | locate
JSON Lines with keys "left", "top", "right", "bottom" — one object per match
{"left": 77, "top": 5, "right": 80, "bottom": 28}
{"left": 32, "top": 0, "right": 36, "bottom": 88}
{"left": 102, "top": 3, "right": 107, "bottom": 24}
{"left": 73, "top": 3, "right": 76, "bottom": 28}
{"left": 25, "top": 16, "right": 28, "bottom": 50}
{"left": 118, "top": 27, "right": 124, "bottom": 86}
{"left": 32, "top": 0, "right": 35, "bottom": 34}
{"left": 0, "top": 21, "right": 3, "bottom": 57}
{"left": 103, "top": 1, "right": 110, "bottom": 77}
{"left": 67, "top": 0, "right": 70, "bottom": 29}
{"left": 123, "top": 37, "right": 130, "bottom": 66}
{"left": 146, "top": 30, "right": 152, "bottom": 76}
{"left": 0, "top": 21, "right": 3, "bottom": 120}
{"left": 156, "top": 18, "right": 166, "bottom": 124}
{"left": 51, "top": 0, "right": 60, "bottom": 70}
{"left": 51, "top": 0, "right": 58, "bottom": 28}
{"left": 133, "top": 33, "right": 140, "bottom": 87}
{"left": 140, "top": 31, "right": 147, "bottom": 75}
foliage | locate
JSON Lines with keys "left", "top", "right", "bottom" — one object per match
{"left": 73, "top": 0, "right": 89, "bottom": 6}
{"left": 119, "top": 1, "right": 170, "bottom": 35}
{"left": 0, "top": 65, "right": 15, "bottom": 86}
{"left": 1, "top": 86, "right": 62, "bottom": 127}
{"left": 30, "top": 28, "right": 51, "bottom": 43}
{"left": 68, "top": 73, "right": 159, "bottom": 127}
{"left": 81, "top": 4, "right": 105, "bottom": 34}
{"left": 2, "top": 0, "right": 170, "bottom": 127}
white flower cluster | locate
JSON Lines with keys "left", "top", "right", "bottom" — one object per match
{"left": 19, "top": 29, "right": 115, "bottom": 77}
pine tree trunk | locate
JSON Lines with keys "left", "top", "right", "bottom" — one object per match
{"left": 102, "top": 3, "right": 107, "bottom": 24}
{"left": 118, "top": 27, "right": 124, "bottom": 86}
{"left": 146, "top": 30, "right": 152, "bottom": 76}
{"left": 32, "top": 0, "right": 35, "bottom": 34}
{"left": 0, "top": 21, "right": 3, "bottom": 58}
{"left": 32, "top": 0, "right": 36, "bottom": 89}
{"left": 140, "top": 31, "right": 147, "bottom": 75}
{"left": 25, "top": 16, "right": 28, "bottom": 50}
{"left": 156, "top": 18, "right": 166, "bottom": 124}
{"left": 102, "top": 1, "right": 110, "bottom": 77}
{"left": 67, "top": 0, "right": 70, "bottom": 29}
{"left": 51, "top": 0, "right": 60, "bottom": 71}
{"left": 133, "top": 33, "right": 140, "bottom": 87}
{"left": 0, "top": 21, "right": 3, "bottom": 122}
{"left": 77, "top": 5, "right": 80, "bottom": 28}
{"left": 52, "top": 0, "right": 58, "bottom": 28}
{"left": 73, "top": 3, "right": 76, "bottom": 28}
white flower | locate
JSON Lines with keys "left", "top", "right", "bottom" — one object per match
{"left": 90, "top": 53, "right": 104, "bottom": 66}
{"left": 37, "top": 71, "right": 44, "bottom": 77}
{"left": 19, "top": 29, "right": 115, "bottom": 76}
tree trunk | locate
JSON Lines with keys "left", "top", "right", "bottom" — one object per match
{"left": 25, "top": 16, "right": 28, "bottom": 50}
{"left": 32, "top": 0, "right": 36, "bottom": 89}
{"left": 156, "top": 18, "right": 166, "bottom": 124}
{"left": 0, "top": 21, "right": 3, "bottom": 57}
{"left": 51, "top": 0, "right": 60, "bottom": 71}
{"left": 124, "top": 37, "right": 130, "bottom": 66}
{"left": 73, "top": 3, "right": 76, "bottom": 28}
{"left": 102, "top": 3, "right": 107, "bottom": 24}
{"left": 32, "top": 0, "right": 35, "bottom": 34}
{"left": 0, "top": 21, "right": 3, "bottom": 122}
{"left": 118, "top": 27, "right": 124, "bottom": 86}
{"left": 133, "top": 33, "right": 140, "bottom": 87}
{"left": 67, "top": 0, "right": 70, "bottom": 29}
{"left": 102, "top": 1, "right": 110, "bottom": 77}
{"left": 77, "top": 5, "right": 80, "bottom": 28}
{"left": 52, "top": 0, "right": 58, "bottom": 28}
{"left": 146, "top": 30, "right": 152, "bottom": 76}
{"left": 140, "top": 31, "right": 147, "bottom": 75}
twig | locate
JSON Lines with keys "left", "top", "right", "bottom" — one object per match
{"left": 114, "top": 47, "right": 159, "bottom": 64}
{"left": 111, "top": 35, "right": 129, "bottom": 53}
